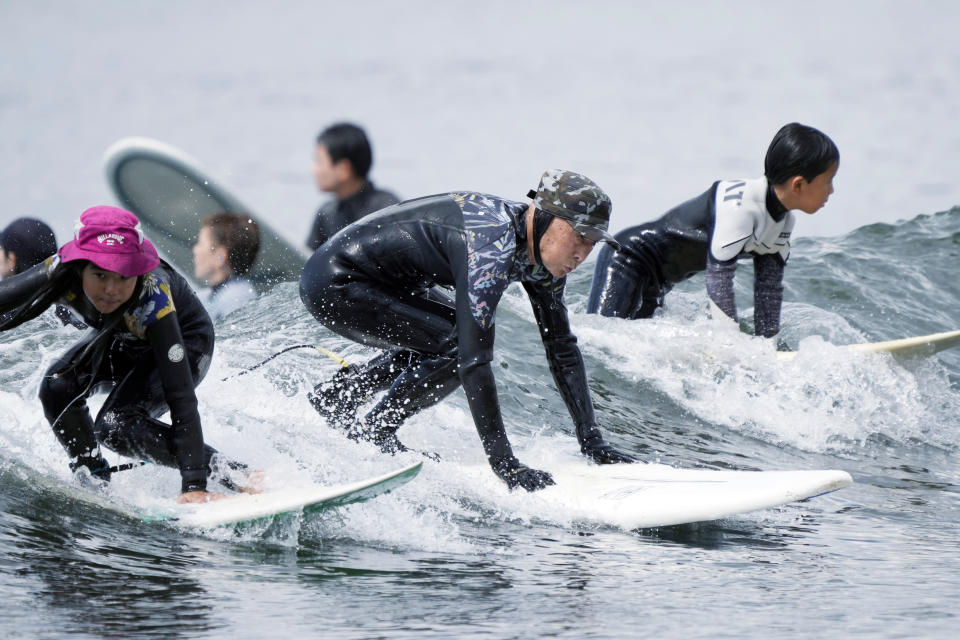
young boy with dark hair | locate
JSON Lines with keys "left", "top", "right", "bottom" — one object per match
{"left": 587, "top": 122, "right": 839, "bottom": 338}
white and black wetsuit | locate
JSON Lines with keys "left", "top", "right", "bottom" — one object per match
{"left": 587, "top": 176, "right": 793, "bottom": 337}
{"left": 300, "top": 192, "right": 626, "bottom": 485}
{"left": 0, "top": 259, "right": 222, "bottom": 492}
{"left": 305, "top": 180, "right": 399, "bottom": 250}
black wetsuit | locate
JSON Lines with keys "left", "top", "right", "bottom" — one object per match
{"left": 0, "top": 259, "right": 219, "bottom": 492}
{"left": 305, "top": 180, "right": 399, "bottom": 250}
{"left": 587, "top": 186, "right": 715, "bottom": 319}
{"left": 300, "top": 192, "right": 630, "bottom": 490}
{"left": 587, "top": 177, "right": 793, "bottom": 337}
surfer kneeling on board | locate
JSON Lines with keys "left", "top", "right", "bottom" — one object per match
{"left": 0, "top": 206, "right": 257, "bottom": 504}
{"left": 587, "top": 122, "right": 839, "bottom": 338}
{"left": 300, "top": 170, "right": 636, "bottom": 492}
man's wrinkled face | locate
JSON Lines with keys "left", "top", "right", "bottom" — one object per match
{"left": 538, "top": 217, "right": 596, "bottom": 278}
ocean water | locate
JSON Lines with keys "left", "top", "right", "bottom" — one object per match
{"left": 2, "top": 1, "right": 960, "bottom": 638}
{"left": 1, "top": 207, "right": 958, "bottom": 638}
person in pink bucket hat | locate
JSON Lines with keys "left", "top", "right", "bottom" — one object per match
{"left": 0, "top": 205, "right": 258, "bottom": 502}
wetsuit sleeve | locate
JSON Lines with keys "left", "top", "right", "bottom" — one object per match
{"left": 522, "top": 281, "right": 600, "bottom": 440}
{"left": 753, "top": 253, "right": 785, "bottom": 337}
{"left": 449, "top": 245, "right": 516, "bottom": 463}
{"left": 705, "top": 255, "right": 738, "bottom": 321}
{"left": 145, "top": 312, "right": 208, "bottom": 492}
{"left": 0, "top": 261, "right": 49, "bottom": 316}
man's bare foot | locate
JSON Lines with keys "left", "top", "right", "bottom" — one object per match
{"left": 238, "top": 468, "right": 266, "bottom": 494}
{"left": 178, "top": 490, "right": 228, "bottom": 504}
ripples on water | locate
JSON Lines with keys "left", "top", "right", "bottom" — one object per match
{"left": 1, "top": 209, "right": 958, "bottom": 638}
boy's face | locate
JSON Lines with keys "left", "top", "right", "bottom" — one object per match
{"left": 312, "top": 143, "right": 351, "bottom": 194}
{"left": 795, "top": 161, "right": 839, "bottom": 214}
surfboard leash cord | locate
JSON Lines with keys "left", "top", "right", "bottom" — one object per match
{"left": 220, "top": 344, "right": 350, "bottom": 382}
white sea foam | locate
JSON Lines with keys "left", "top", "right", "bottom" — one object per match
{"left": 572, "top": 292, "right": 960, "bottom": 454}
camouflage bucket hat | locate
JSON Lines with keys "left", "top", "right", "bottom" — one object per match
{"left": 527, "top": 169, "right": 620, "bottom": 250}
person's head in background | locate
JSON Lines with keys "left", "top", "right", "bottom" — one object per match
{"left": 0, "top": 217, "right": 58, "bottom": 279}
{"left": 192, "top": 213, "right": 260, "bottom": 286}
{"left": 313, "top": 122, "right": 374, "bottom": 200}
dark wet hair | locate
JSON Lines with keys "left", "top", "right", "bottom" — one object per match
{"left": 317, "top": 122, "right": 373, "bottom": 179}
{"left": 0, "top": 217, "right": 57, "bottom": 274}
{"left": 201, "top": 212, "right": 260, "bottom": 276}
{"left": 764, "top": 123, "right": 839, "bottom": 185}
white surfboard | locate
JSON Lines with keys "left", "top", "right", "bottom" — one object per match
{"left": 777, "top": 328, "right": 960, "bottom": 362}
{"left": 530, "top": 463, "right": 852, "bottom": 529}
{"left": 143, "top": 461, "right": 422, "bottom": 528}
{"left": 102, "top": 136, "right": 309, "bottom": 289}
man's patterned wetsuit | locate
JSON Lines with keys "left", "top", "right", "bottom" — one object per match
{"left": 300, "top": 192, "right": 623, "bottom": 488}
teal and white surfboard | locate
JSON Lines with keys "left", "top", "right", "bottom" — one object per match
{"left": 144, "top": 461, "right": 422, "bottom": 528}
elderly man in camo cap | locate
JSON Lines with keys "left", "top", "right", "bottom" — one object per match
{"left": 300, "top": 169, "right": 636, "bottom": 492}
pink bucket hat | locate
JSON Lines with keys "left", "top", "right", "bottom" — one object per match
{"left": 58, "top": 206, "right": 160, "bottom": 277}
